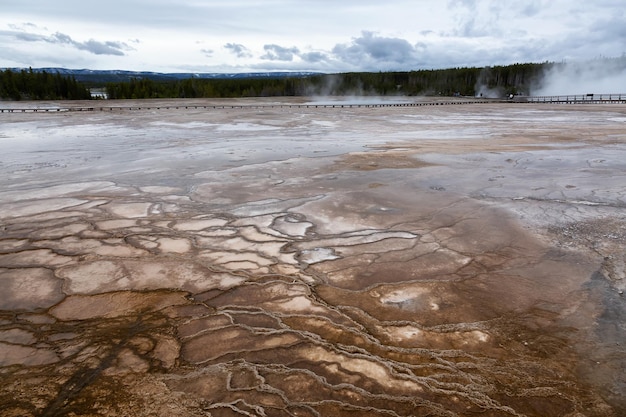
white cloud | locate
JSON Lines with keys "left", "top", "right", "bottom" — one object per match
{"left": 261, "top": 44, "right": 299, "bottom": 61}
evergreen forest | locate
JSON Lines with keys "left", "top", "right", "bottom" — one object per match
{"left": 1, "top": 57, "right": 624, "bottom": 101}
{"left": 104, "top": 63, "right": 547, "bottom": 99}
{"left": 0, "top": 68, "right": 92, "bottom": 100}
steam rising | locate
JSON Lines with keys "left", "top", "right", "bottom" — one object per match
{"left": 532, "top": 57, "right": 626, "bottom": 95}
{"left": 474, "top": 67, "right": 503, "bottom": 98}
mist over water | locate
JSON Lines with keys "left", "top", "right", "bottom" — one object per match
{"left": 532, "top": 57, "right": 626, "bottom": 95}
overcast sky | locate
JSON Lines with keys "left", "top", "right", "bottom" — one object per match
{"left": 1, "top": 0, "right": 625, "bottom": 73}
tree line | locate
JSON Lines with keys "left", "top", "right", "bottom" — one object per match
{"left": 103, "top": 62, "right": 549, "bottom": 99}
{"left": 4, "top": 58, "right": 622, "bottom": 101}
{"left": 0, "top": 68, "right": 92, "bottom": 100}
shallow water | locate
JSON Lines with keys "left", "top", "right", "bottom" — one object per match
{"left": 0, "top": 99, "right": 624, "bottom": 416}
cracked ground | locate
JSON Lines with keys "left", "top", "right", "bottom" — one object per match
{"left": 0, "top": 98, "right": 625, "bottom": 416}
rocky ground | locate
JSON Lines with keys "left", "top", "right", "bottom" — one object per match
{"left": 0, "top": 98, "right": 624, "bottom": 416}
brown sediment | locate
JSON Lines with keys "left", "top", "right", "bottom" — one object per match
{"left": 330, "top": 151, "right": 435, "bottom": 171}
{"left": 0, "top": 100, "right": 624, "bottom": 416}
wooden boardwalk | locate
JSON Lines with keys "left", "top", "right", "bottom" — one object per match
{"left": 0, "top": 100, "right": 490, "bottom": 113}
{"left": 523, "top": 93, "right": 626, "bottom": 104}
{"left": 1, "top": 94, "right": 625, "bottom": 113}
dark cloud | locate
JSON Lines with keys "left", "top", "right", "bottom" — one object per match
{"left": 201, "top": 48, "right": 214, "bottom": 57}
{"left": 52, "top": 32, "right": 73, "bottom": 44}
{"left": 13, "top": 31, "right": 47, "bottom": 42}
{"left": 224, "top": 43, "right": 252, "bottom": 58}
{"left": 77, "top": 39, "right": 128, "bottom": 55}
{"left": 331, "top": 31, "right": 418, "bottom": 69}
{"left": 261, "top": 44, "right": 299, "bottom": 61}
{"left": 5, "top": 28, "right": 128, "bottom": 56}
{"left": 300, "top": 52, "right": 328, "bottom": 63}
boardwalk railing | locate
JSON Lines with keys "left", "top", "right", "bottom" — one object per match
{"left": 1, "top": 94, "right": 625, "bottom": 113}
{"left": 524, "top": 93, "right": 626, "bottom": 103}
{"left": 0, "top": 100, "right": 491, "bottom": 113}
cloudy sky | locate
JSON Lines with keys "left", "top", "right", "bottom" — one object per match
{"left": 1, "top": 0, "right": 625, "bottom": 73}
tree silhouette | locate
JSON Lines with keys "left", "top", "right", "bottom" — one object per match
{"left": 0, "top": 68, "right": 91, "bottom": 100}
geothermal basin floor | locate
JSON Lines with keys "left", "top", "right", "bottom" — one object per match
{"left": 0, "top": 98, "right": 625, "bottom": 416}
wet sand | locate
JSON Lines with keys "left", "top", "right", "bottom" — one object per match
{"left": 0, "top": 98, "right": 625, "bottom": 416}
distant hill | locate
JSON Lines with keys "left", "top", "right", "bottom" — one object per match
{"left": 7, "top": 68, "right": 323, "bottom": 85}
